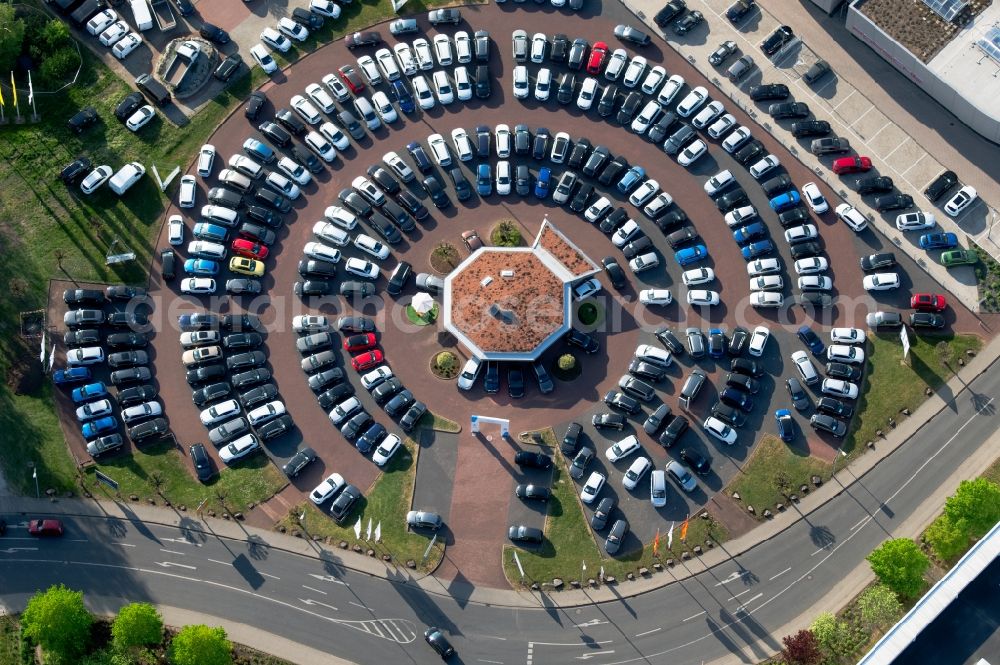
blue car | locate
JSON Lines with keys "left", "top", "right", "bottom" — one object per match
{"left": 919, "top": 232, "right": 958, "bottom": 250}
{"left": 477, "top": 163, "right": 492, "bottom": 196}
{"left": 616, "top": 165, "right": 646, "bottom": 193}
{"left": 741, "top": 240, "right": 774, "bottom": 260}
{"left": 53, "top": 367, "right": 91, "bottom": 386}
{"left": 184, "top": 258, "right": 219, "bottom": 275}
{"left": 676, "top": 244, "right": 708, "bottom": 266}
{"left": 82, "top": 415, "right": 117, "bottom": 439}
{"left": 733, "top": 221, "right": 767, "bottom": 245}
{"left": 390, "top": 80, "right": 415, "bottom": 114}
{"left": 243, "top": 138, "right": 274, "bottom": 164}
{"left": 192, "top": 222, "right": 229, "bottom": 243}
{"left": 769, "top": 190, "right": 801, "bottom": 213}
{"left": 72, "top": 381, "right": 108, "bottom": 404}
{"left": 797, "top": 325, "right": 825, "bottom": 355}
{"left": 775, "top": 409, "right": 795, "bottom": 442}
{"left": 534, "top": 167, "right": 551, "bottom": 199}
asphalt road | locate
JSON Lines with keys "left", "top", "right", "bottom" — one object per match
{"left": 3, "top": 358, "right": 997, "bottom": 665}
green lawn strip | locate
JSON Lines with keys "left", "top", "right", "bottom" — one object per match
{"left": 0, "top": 614, "right": 21, "bottom": 665}
{"left": 845, "top": 333, "right": 982, "bottom": 455}
{"left": 727, "top": 435, "right": 830, "bottom": 519}
{"left": 82, "top": 440, "right": 286, "bottom": 514}
{"left": 417, "top": 410, "right": 462, "bottom": 433}
{"left": 0, "top": 384, "right": 79, "bottom": 495}
{"left": 277, "top": 439, "right": 445, "bottom": 571}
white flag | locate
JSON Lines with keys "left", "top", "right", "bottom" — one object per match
{"left": 599, "top": 566, "right": 605, "bottom": 581}
{"left": 353, "top": 517, "right": 362, "bottom": 539}
{"left": 582, "top": 560, "right": 587, "bottom": 571}
{"left": 27, "top": 70, "right": 33, "bottom": 106}
{"left": 39, "top": 334, "right": 46, "bottom": 364}
{"left": 374, "top": 521, "right": 381, "bottom": 542}
{"left": 47, "top": 344, "right": 56, "bottom": 372}
{"left": 390, "top": 0, "right": 408, "bottom": 12}
{"left": 366, "top": 517, "right": 372, "bottom": 541}
{"left": 667, "top": 521, "right": 675, "bottom": 550}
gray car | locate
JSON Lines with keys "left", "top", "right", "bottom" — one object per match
{"left": 406, "top": 510, "right": 443, "bottom": 530}
{"left": 591, "top": 497, "right": 615, "bottom": 530}
{"left": 605, "top": 518, "right": 628, "bottom": 555}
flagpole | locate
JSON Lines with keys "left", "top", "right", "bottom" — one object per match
{"left": 11, "top": 71, "right": 21, "bottom": 123}
{"left": 28, "top": 70, "right": 38, "bottom": 122}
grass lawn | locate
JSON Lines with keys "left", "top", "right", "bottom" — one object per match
{"left": 81, "top": 440, "right": 286, "bottom": 514}
{"left": 277, "top": 439, "right": 445, "bottom": 571}
{"left": 502, "top": 430, "right": 728, "bottom": 586}
{"left": 417, "top": 410, "right": 462, "bottom": 433}
{"left": 845, "top": 332, "right": 982, "bottom": 455}
{"left": 0, "top": 615, "right": 21, "bottom": 665}
{"left": 0, "top": 383, "right": 79, "bottom": 496}
{"left": 981, "top": 455, "right": 1000, "bottom": 486}
{"left": 727, "top": 435, "right": 830, "bottom": 518}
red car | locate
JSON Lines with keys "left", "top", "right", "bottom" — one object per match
{"left": 338, "top": 65, "right": 365, "bottom": 94}
{"left": 910, "top": 293, "right": 946, "bottom": 312}
{"left": 352, "top": 349, "right": 384, "bottom": 371}
{"left": 586, "top": 41, "right": 609, "bottom": 75}
{"left": 343, "top": 333, "right": 377, "bottom": 352}
{"left": 832, "top": 156, "right": 872, "bottom": 175}
{"left": 231, "top": 238, "right": 269, "bottom": 260}
{"left": 28, "top": 519, "right": 64, "bottom": 537}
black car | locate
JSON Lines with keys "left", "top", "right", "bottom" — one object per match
{"left": 601, "top": 257, "right": 627, "bottom": 290}
{"left": 712, "top": 402, "right": 745, "bottom": 427}
{"left": 924, "top": 170, "right": 958, "bottom": 202}
{"left": 233, "top": 368, "right": 271, "bottom": 390}
{"left": 190, "top": 444, "right": 214, "bottom": 482}
{"left": 531, "top": 362, "right": 554, "bottom": 395}
{"left": 424, "top": 628, "right": 455, "bottom": 658}
{"left": 340, "top": 281, "right": 375, "bottom": 298}
{"left": 791, "top": 120, "right": 831, "bottom": 137}
{"left": 67, "top": 106, "right": 98, "bottom": 133}
{"left": 557, "top": 73, "right": 576, "bottom": 105}
{"left": 789, "top": 241, "right": 823, "bottom": 260}
{"left": 317, "top": 385, "right": 355, "bottom": 410}
{"left": 199, "top": 22, "right": 230, "bottom": 44}
{"left": 282, "top": 446, "right": 317, "bottom": 478}
{"left": 224, "top": 332, "right": 263, "bottom": 351}
{"left": 275, "top": 109, "right": 307, "bottom": 136}
{"left": 591, "top": 496, "right": 615, "bottom": 530}
{"left": 483, "top": 362, "right": 500, "bottom": 394}
{"left": 292, "top": 6, "right": 323, "bottom": 29}
{"left": 875, "top": 194, "right": 914, "bottom": 212}
{"left": 449, "top": 168, "right": 472, "bottom": 202}
{"left": 569, "top": 446, "right": 595, "bottom": 480}
{"left": 604, "top": 390, "right": 641, "bottom": 414}
{"left": 259, "top": 120, "right": 292, "bottom": 147}
{"left": 568, "top": 138, "right": 591, "bottom": 170}
{"left": 643, "top": 404, "right": 672, "bottom": 435}
{"left": 599, "top": 156, "right": 628, "bottom": 185}
{"left": 567, "top": 38, "right": 588, "bottom": 70}
{"left": 298, "top": 259, "right": 338, "bottom": 280}
{"left": 337, "top": 316, "right": 376, "bottom": 334}
{"left": 341, "top": 411, "right": 373, "bottom": 441}
{"left": 629, "top": 358, "right": 666, "bottom": 382}
{"left": 515, "top": 484, "right": 551, "bottom": 502}
{"left": 566, "top": 329, "right": 599, "bottom": 354}
{"left": 762, "top": 174, "right": 793, "bottom": 198}
{"left": 356, "top": 422, "right": 386, "bottom": 455}
{"left": 105, "top": 332, "right": 147, "bottom": 350}
{"left": 239, "top": 384, "right": 279, "bottom": 410}
{"left": 185, "top": 364, "right": 226, "bottom": 387}
{"left": 129, "top": 418, "right": 169, "bottom": 444}
{"left": 720, "top": 386, "right": 754, "bottom": 413}
{"left": 514, "top": 451, "right": 552, "bottom": 469}
{"left": 256, "top": 414, "right": 292, "bottom": 442}
{"left": 726, "top": 0, "right": 756, "bottom": 23}
{"left": 508, "top": 367, "right": 526, "bottom": 398}
{"left": 654, "top": 0, "right": 687, "bottom": 26}
{"left": 729, "top": 327, "right": 750, "bottom": 356}
{"left": 647, "top": 112, "right": 677, "bottom": 144}
{"left": 226, "top": 351, "right": 267, "bottom": 371}
{"left": 655, "top": 327, "right": 685, "bottom": 355}
{"left": 667, "top": 226, "right": 699, "bottom": 248}
{"left": 716, "top": 188, "right": 749, "bottom": 212}
{"left": 367, "top": 165, "right": 400, "bottom": 194}
{"left": 827, "top": 362, "right": 862, "bottom": 381}
{"left": 778, "top": 208, "right": 810, "bottom": 227}
{"left": 254, "top": 188, "right": 292, "bottom": 213}
{"left": 329, "top": 484, "right": 362, "bottom": 523}
{"left": 786, "top": 377, "right": 810, "bottom": 411}
{"left": 345, "top": 31, "right": 382, "bottom": 49}
{"left": 598, "top": 84, "right": 618, "bottom": 117}
{"left": 550, "top": 33, "right": 569, "bottom": 62}
{"left": 107, "top": 311, "right": 149, "bottom": 330}
{"left": 680, "top": 448, "right": 711, "bottom": 475}
{"left": 208, "top": 187, "right": 243, "bottom": 208}
{"left": 399, "top": 400, "right": 427, "bottom": 432}
{"left": 422, "top": 176, "right": 451, "bottom": 209}
{"left": 673, "top": 10, "right": 704, "bottom": 35}
{"left": 290, "top": 145, "right": 323, "bottom": 174}
{"left": 726, "top": 372, "right": 758, "bottom": 395}
{"left": 599, "top": 207, "right": 629, "bottom": 234}
{"left": 605, "top": 518, "right": 629, "bottom": 555}
{"left": 910, "top": 312, "right": 945, "bottom": 329}
{"left": 113, "top": 367, "right": 153, "bottom": 387}
{"left": 60, "top": 157, "right": 93, "bottom": 184}
{"left": 622, "top": 236, "right": 653, "bottom": 259}
{"left": 817, "top": 396, "right": 853, "bottom": 418}
{"left": 560, "top": 422, "right": 582, "bottom": 456}
{"left": 856, "top": 176, "right": 894, "bottom": 195}
{"left": 384, "top": 390, "right": 415, "bottom": 417}
{"left": 731, "top": 357, "right": 762, "bottom": 377}
{"left": 735, "top": 140, "right": 766, "bottom": 166}
{"left": 617, "top": 91, "right": 643, "bottom": 125}
{"left": 811, "top": 414, "right": 846, "bottom": 438}
{"left": 118, "top": 384, "right": 158, "bottom": 408}
{"left": 244, "top": 91, "right": 267, "bottom": 120}
{"left": 570, "top": 184, "right": 594, "bottom": 212}
{"left": 769, "top": 102, "right": 810, "bottom": 119}
{"left": 213, "top": 53, "right": 243, "bottom": 82}
{"left": 115, "top": 92, "right": 145, "bottom": 122}
{"left": 860, "top": 252, "right": 897, "bottom": 271}
{"left": 308, "top": 368, "right": 345, "bottom": 393}
{"left": 592, "top": 413, "right": 627, "bottom": 431}
{"left": 760, "top": 25, "right": 794, "bottom": 55}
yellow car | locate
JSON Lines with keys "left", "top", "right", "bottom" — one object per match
{"left": 229, "top": 256, "right": 265, "bottom": 277}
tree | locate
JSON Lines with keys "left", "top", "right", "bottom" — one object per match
{"left": 558, "top": 354, "right": 576, "bottom": 371}
{"left": 168, "top": 625, "right": 232, "bottom": 665}
{"left": 0, "top": 6, "right": 25, "bottom": 74}
{"left": 944, "top": 478, "right": 1000, "bottom": 537}
{"left": 781, "top": 629, "right": 822, "bottom": 665}
{"left": 112, "top": 602, "right": 163, "bottom": 652}
{"left": 857, "top": 584, "right": 903, "bottom": 631}
{"left": 866, "top": 538, "right": 929, "bottom": 598}
{"left": 925, "top": 513, "right": 970, "bottom": 562}
{"left": 20, "top": 584, "right": 93, "bottom": 662}
{"left": 810, "top": 611, "right": 855, "bottom": 661}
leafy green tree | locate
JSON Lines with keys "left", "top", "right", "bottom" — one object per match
{"left": 781, "top": 629, "right": 822, "bottom": 665}
{"left": 20, "top": 584, "right": 93, "bottom": 662}
{"left": 944, "top": 478, "right": 1000, "bottom": 537}
{"left": 40, "top": 47, "right": 80, "bottom": 86}
{"left": 0, "top": 6, "right": 26, "bottom": 73}
{"left": 112, "top": 602, "right": 163, "bottom": 652}
{"left": 866, "top": 538, "right": 929, "bottom": 598}
{"left": 857, "top": 584, "right": 904, "bottom": 631}
{"left": 810, "top": 612, "right": 854, "bottom": 661}
{"left": 925, "top": 513, "right": 970, "bottom": 562}
{"left": 169, "top": 625, "right": 232, "bottom": 665}
{"left": 41, "top": 19, "right": 72, "bottom": 51}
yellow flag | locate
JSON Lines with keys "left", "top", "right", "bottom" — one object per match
{"left": 0, "top": 78, "right": 4, "bottom": 107}
{"left": 10, "top": 72, "right": 16, "bottom": 108}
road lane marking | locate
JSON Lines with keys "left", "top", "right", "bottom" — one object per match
{"left": 308, "top": 573, "right": 349, "bottom": 586}
{"left": 576, "top": 651, "right": 615, "bottom": 660}
{"left": 349, "top": 601, "right": 367, "bottom": 610}
{"left": 770, "top": 567, "right": 791, "bottom": 581}
{"left": 574, "top": 618, "right": 607, "bottom": 627}
{"left": 159, "top": 549, "right": 185, "bottom": 556}
{"left": 111, "top": 543, "right": 135, "bottom": 547}
{"left": 153, "top": 561, "right": 196, "bottom": 570}
{"left": 735, "top": 592, "right": 764, "bottom": 610}
{"left": 479, "top": 635, "right": 507, "bottom": 640}
{"left": 682, "top": 611, "right": 706, "bottom": 622}
{"left": 478, "top": 659, "right": 503, "bottom": 664}
{"left": 851, "top": 516, "right": 868, "bottom": 531}
{"left": 160, "top": 537, "right": 200, "bottom": 546}
{"left": 528, "top": 641, "right": 613, "bottom": 646}
{"left": 712, "top": 571, "right": 742, "bottom": 587}
{"left": 726, "top": 588, "right": 756, "bottom": 601}
{"left": 0, "top": 548, "right": 39, "bottom": 554}
{"left": 635, "top": 627, "right": 661, "bottom": 637}
{"left": 301, "top": 585, "right": 326, "bottom": 595}
{"left": 207, "top": 558, "right": 232, "bottom": 566}
{"left": 260, "top": 572, "right": 280, "bottom": 580}
{"left": 298, "top": 598, "right": 338, "bottom": 612}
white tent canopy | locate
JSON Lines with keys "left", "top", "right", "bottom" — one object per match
{"left": 412, "top": 292, "right": 435, "bottom": 315}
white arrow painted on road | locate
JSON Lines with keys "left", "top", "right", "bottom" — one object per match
{"left": 154, "top": 561, "right": 196, "bottom": 570}
{"left": 713, "top": 571, "right": 743, "bottom": 587}
{"left": 573, "top": 619, "right": 607, "bottom": 628}
{"left": 299, "top": 598, "right": 339, "bottom": 612}
{"left": 161, "top": 537, "right": 201, "bottom": 546}
{"left": 576, "top": 651, "right": 615, "bottom": 660}
{"left": 308, "top": 573, "right": 349, "bottom": 586}
{"left": 0, "top": 547, "right": 39, "bottom": 554}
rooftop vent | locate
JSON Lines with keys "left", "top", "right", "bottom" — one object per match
{"left": 481, "top": 276, "right": 493, "bottom": 287}
{"left": 501, "top": 270, "right": 515, "bottom": 278}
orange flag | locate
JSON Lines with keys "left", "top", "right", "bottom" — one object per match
{"left": 653, "top": 528, "right": 660, "bottom": 556}
{"left": 680, "top": 516, "right": 690, "bottom": 542}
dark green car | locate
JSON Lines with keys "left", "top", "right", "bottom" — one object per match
{"left": 940, "top": 249, "right": 978, "bottom": 267}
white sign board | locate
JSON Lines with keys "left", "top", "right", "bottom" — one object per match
{"left": 900, "top": 326, "right": 910, "bottom": 359}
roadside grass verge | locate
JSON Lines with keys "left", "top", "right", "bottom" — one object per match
{"left": 418, "top": 410, "right": 462, "bottom": 433}
{"left": 278, "top": 439, "right": 445, "bottom": 571}
{"left": 727, "top": 436, "right": 830, "bottom": 519}
{"left": 0, "top": 383, "right": 79, "bottom": 495}
{"left": 0, "top": 614, "right": 22, "bottom": 665}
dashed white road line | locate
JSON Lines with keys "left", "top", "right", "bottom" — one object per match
{"left": 635, "top": 627, "right": 662, "bottom": 637}
{"left": 206, "top": 558, "right": 232, "bottom": 566}
{"left": 682, "top": 611, "right": 706, "bottom": 622}
{"left": 726, "top": 588, "right": 757, "bottom": 602}
{"left": 260, "top": 572, "right": 280, "bottom": 580}
{"left": 301, "top": 585, "right": 327, "bottom": 595}
{"left": 159, "top": 549, "right": 185, "bottom": 555}
{"left": 769, "top": 567, "right": 791, "bottom": 581}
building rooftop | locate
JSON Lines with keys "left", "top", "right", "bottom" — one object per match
{"left": 534, "top": 219, "right": 602, "bottom": 281}
{"left": 926, "top": 3, "right": 1000, "bottom": 117}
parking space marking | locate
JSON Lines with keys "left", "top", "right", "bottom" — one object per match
{"left": 881, "top": 137, "right": 912, "bottom": 161}
{"left": 899, "top": 152, "right": 928, "bottom": 176}
{"left": 832, "top": 89, "right": 856, "bottom": 110}
{"left": 769, "top": 567, "right": 791, "bottom": 580}
{"left": 865, "top": 120, "right": 894, "bottom": 144}
{"left": 847, "top": 104, "right": 876, "bottom": 128}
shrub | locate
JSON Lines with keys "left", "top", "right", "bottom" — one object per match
{"left": 925, "top": 513, "right": 970, "bottom": 562}
{"left": 491, "top": 221, "right": 523, "bottom": 247}
{"left": 168, "top": 625, "right": 231, "bottom": 665}
{"left": 943, "top": 477, "right": 1000, "bottom": 538}
{"left": 112, "top": 602, "right": 163, "bottom": 652}
{"left": 780, "top": 629, "right": 822, "bottom": 665}
{"left": 558, "top": 354, "right": 576, "bottom": 372}
{"left": 810, "top": 612, "right": 854, "bottom": 661}
{"left": 21, "top": 584, "right": 93, "bottom": 662}
{"left": 866, "top": 538, "right": 929, "bottom": 598}
{"left": 857, "top": 584, "right": 903, "bottom": 631}
{"left": 40, "top": 47, "right": 79, "bottom": 87}
{"left": 435, "top": 352, "right": 457, "bottom": 373}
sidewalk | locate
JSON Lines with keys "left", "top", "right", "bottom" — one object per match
{"left": 621, "top": 0, "right": 993, "bottom": 313}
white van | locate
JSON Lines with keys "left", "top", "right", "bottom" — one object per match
{"left": 201, "top": 205, "right": 240, "bottom": 227}
{"left": 129, "top": 0, "right": 153, "bottom": 31}
{"left": 186, "top": 241, "right": 226, "bottom": 259}
{"left": 109, "top": 162, "right": 145, "bottom": 195}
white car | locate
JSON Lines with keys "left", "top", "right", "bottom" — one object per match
{"left": 321, "top": 73, "right": 350, "bottom": 102}
{"left": 707, "top": 113, "right": 737, "bottom": 139}
{"left": 863, "top": 273, "right": 900, "bottom": 291}
{"left": 67, "top": 347, "right": 105, "bottom": 366}
{"left": 248, "top": 400, "right": 285, "bottom": 427}
{"left": 393, "top": 43, "right": 418, "bottom": 76}
{"left": 362, "top": 366, "right": 394, "bottom": 391}
{"left": 412, "top": 75, "right": 435, "bottom": 110}
{"left": 304, "top": 131, "right": 337, "bottom": 162}
{"left": 167, "top": 214, "right": 185, "bottom": 245}
{"left": 99, "top": 21, "right": 128, "bottom": 47}
{"left": 584, "top": 197, "right": 613, "bottom": 223}
{"left": 455, "top": 31, "right": 473, "bottom": 63}
{"left": 612, "top": 220, "right": 640, "bottom": 247}
{"left": 692, "top": 100, "right": 725, "bottom": 130}
{"left": 622, "top": 457, "right": 652, "bottom": 491}
{"left": 643, "top": 192, "right": 673, "bottom": 218}
{"left": 747, "top": 258, "right": 782, "bottom": 276}
{"left": 384, "top": 151, "right": 416, "bottom": 183}
{"left": 750, "top": 275, "right": 783, "bottom": 292}
{"left": 657, "top": 74, "right": 684, "bottom": 105}
{"left": 265, "top": 172, "right": 300, "bottom": 199}
{"left": 372, "top": 434, "right": 402, "bottom": 467}
{"left": 278, "top": 156, "right": 312, "bottom": 186}
{"left": 292, "top": 315, "right": 329, "bottom": 333}
{"left": 835, "top": 203, "right": 869, "bottom": 232}
{"left": 310, "top": 472, "right": 346, "bottom": 504}
{"left": 454, "top": 66, "right": 472, "bottom": 101}
{"left": 795, "top": 257, "right": 829, "bottom": 275}
{"left": 630, "top": 100, "right": 661, "bottom": 134}
{"left": 451, "top": 128, "right": 474, "bottom": 162}
{"left": 178, "top": 175, "right": 197, "bottom": 208}
{"left": 749, "top": 154, "right": 780, "bottom": 179}
{"left": 944, "top": 185, "right": 978, "bottom": 217}
{"left": 433, "top": 34, "right": 453, "bottom": 66}
{"left": 639, "top": 289, "right": 673, "bottom": 306}
{"left": 791, "top": 350, "right": 819, "bottom": 384}
{"left": 748, "top": 325, "right": 770, "bottom": 357}
{"left": 580, "top": 471, "right": 606, "bottom": 504}
{"left": 678, "top": 139, "right": 707, "bottom": 167}
{"left": 722, "top": 126, "right": 752, "bottom": 153}
{"left": 827, "top": 344, "right": 865, "bottom": 364}
{"left": 822, "top": 378, "right": 859, "bottom": 400}
{"left": 180, "top": 331, "right": 221, "bottom": 348}
{"left": 801, "top": 182, "right": 829, "bottom": 214}
{"left": 784, "top": 224, "right": 818, "bottom": 244}
{"left": 278, "top": 17, "right": 309, "bottom": 42}
{"left": 577, "top": 76, "right": 599, "bottom": 110}
{"left": 676, "top": 86, "right": 708, "bottom": 117}
{"left": 432, "top": 70, "right": 454, "bottom": 105}
{"left": 357, "top": 55, "right": 382, "bottom": 86}
{"left": 197, "top": 144, "right": 216, "bottom": 178}
{"left": 703, "top": 416, "right": 737, "bottom": 445}
{"left": 831, "top": 328, "right": 865, "bottom": 344}
{"left": 622, "top": 56, "right": 647, "bottom": 88}
{"left": 605, "top": 49, "right": 628, "bottom": 80}
{"left": 640, "top": 66, "right": 667, "bottom": 95}
{"left": 605, "top": 435, "right": 641, "bottom": 463}
{"left": 724, "top": 205, "right": 757, "bottom": 228}
{"left": 374, "top": 48, "right": 401, "bottom": 82}
{"left": 87, "top": 9, "right": 118, "bottom": 36}
{"left": 345, "top": 257, "right": 379, "bottom": 280}
{"left": 324, "top": 206, "right": 358, "bottom": 231}
{"left": 635, "top": 344, "right": 672, "bottom": 367}
{"left": 310, "top": 0, "right": 341, "bottom": 17}
{"left": 495, "top": 124, "right": 512, "bottom": 158}
{"left": 750, "top": 292, "right": 784, "bottom": 308}
{"left": 305, "top": 82, "right": 336, "bottom": 114}
{"left": 413, "top": 38, "right": 434, "bottom": 70}
{"left": 260, "top": 27, "right": 291, "bottom": 52}
{"left": 704, "top": 170, "right": 734, "bottom": 196}
{"left": 895, "top": 211, "right": 935, "bottom": 231}
{"left": 354, "top": 233, "right": 390, "bottom": 260}
{"left": 798, "top": 275, "right": 832, "bottom": 291}
{"left": 219, "top": 435, "right": 260, "bottom": 465}
{"left": 534, "top": 67, "right": 553, "bottom": 101}
{"left": 76, "top": 398, "right": 114, "bottom": 422}
{"left": 512, "top": 65, "right": 529, "bottom": 99}
{"left": 682, "top": 267, "right": 714, "bottom": 286}
{"left": 457, "top": 358, "right": 481, "bottom": 391}
{"left": 530, "top": 32, "right": 547, "bottom": 63}
{"left": 573, "top": 278, "right": 602, "bottom": 301}
{"left": 495, "top": 160, "right": 512, "bottom": 195}
{"left": 686, "top": 289, "right": 719, "bottom": 306}
{"left": 200, "top": 399, "right": 240, "bottom": 427}
{"left": 428, "top": 133, "right": 452, "bottom": 167}
{"left": 312, "top": 222, "right": 349, "bottom": 247}
{"left": 181, "top": 278, "right": 216, "bottom": 295}
{"left": 112, "top": 33, "right": 143, "bottom": 59}
{"left": 629, "top": 179, "right": 659, "bottom": 206}
{"left": 249, "top": 44, "right": 278, "bottom": 74}
{"left": 81, "top": 165, "right": 113, "bottom": 195}
{"left": 228, "top": 154, "right": 263, "bottom": 179}
{"left": 121, "top": 401, "right": 162, "bottom": 424}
